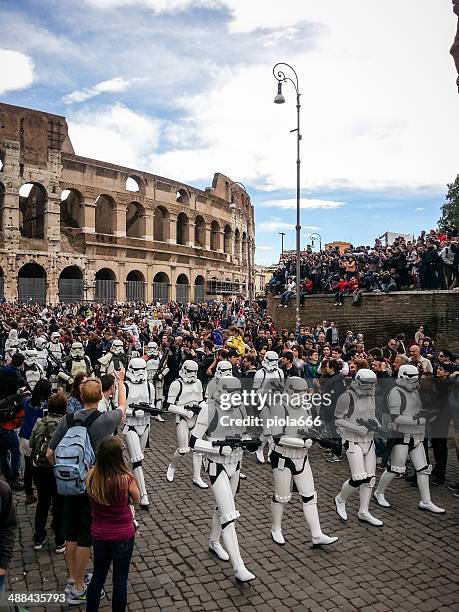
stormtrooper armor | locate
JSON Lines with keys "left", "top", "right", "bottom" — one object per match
{"left": 145, "top": 342, "right": 169, "bottom": 422}
{"left": 5, "top": 329, "right": 19, "bottom": 364}
{"left": 18, "top": 338, "right": 28, "bottom": 355}
{"left": 34, "top": 336, "right": 49, "bottom": 370}
{"left": 48, "top": 332, "right": 65, "bottom": 390}
{"left": 334, "top": 369, "right": 383, "bottom": 526}
{"left": 99, "top": 339, "right": 125, "bottom": 376}
{"left": 253, "top": 351, "right": 284, "bottom": 463}
{"left": 23, "top": 349, "right": 45, "bottom": 391}
{"left": 58, "top": 342, "right": 92, "bottom": 389}
{"left": 205, "top": 360, "right": 233, "bottom": 401}
{"left": 374, "top": 365, "right": 444, "bottom": 513}
{"left": 268, "top": 376, "right": 338, "bottom": 548}
{"left": 123, "top": 357, "right": 155, "bottom": 508}
{"left": 166, "top": 360, "right": 208, "bottom": 489}
{"left": 190, "top": 376, "right": 256, "bottom": 583}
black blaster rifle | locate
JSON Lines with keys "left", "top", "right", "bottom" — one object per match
{"left": 129, "top": 402, "right": 167, "bottom": 418}
{"left": 212, "top": 436, "right": 261, "bottom": 453}
{"left": 356, "top": 418, "right": 392, "bottom": 438}
{"left": 297, "top": 428, "right": 342, "bottom": 456}
{"left": 152, "top": 338, "right": 174, "bottom": 383}
{"left": 183, "top": 402, "right": 203, "bottom": 415}
{"left": 413, "top": 408, "right": 441, "bottom": 422}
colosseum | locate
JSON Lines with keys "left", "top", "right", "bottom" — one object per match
{"left": 0, "top": 102, "right": 255, "bottom": 305}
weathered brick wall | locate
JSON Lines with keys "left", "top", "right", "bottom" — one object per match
{"left": 267, "top": 291, "right": 459, "bottom": 351}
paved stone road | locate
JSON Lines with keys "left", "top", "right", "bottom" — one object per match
{"left": 5, "top": 418, "right": 459, "bottom": 611}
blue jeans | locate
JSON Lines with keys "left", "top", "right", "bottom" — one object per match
{"left": 86, "top": 537, "right": 134, "bottom": 612}
{"left": 0, "top": 428, "right": 20, "bottom": 482}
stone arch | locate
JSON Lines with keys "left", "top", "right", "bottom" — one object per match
{"left": 95, "top": 194, "right": 116, "bottom": 235}
{"left": 126, "top": 269, "right": 145, "bottom": 301}
{"left": 176, "top": 188, "right": 190, "bottom": 205}
{"left": 0, "top": 181, "right": 4, "bottom": 234}
{"left": 95, "top": 267, "right": 117, "bottom": 302}
{"left": 175, "top": 273, "right": 189, "bottom": 304}
{"left": 176, "top": 212, "right": 189, "bottom": 245}
{"left": 224, "top": 224, "right": 232, "bottom": 255}
{"left": 210, "top": 220, "right": 221, "bottom": 251}
{"left": 19, "top": 182, "right": 47, "bottom": 239}
{"left": 153, "top": 271, "right": 170, "bottom": 303}
{"left": 154, "top": 205, "right": 169, "bottom": 242}
{"left": 126, "top": 175, "right": 145, "bottom": 194}
{"left": 235, "top": 228, "right": 241, "bottom": 260}
{"left": 194, "top": 274, "right": 205, "bottom": 302}
{"left": 60, "top": 188, "right": 83, "bottom": 229}
{"left": 126, "top": 201, "right": 146, "bottom": 239}
{"left": 17, "top": 262, "right": 47, "bottom": 304}
{"left": 194, "top": 215, "right": 205, "bottom": 247}
{"left": 59, "top": 265, "right": 84, "bottom": 303}
{"left": 242, "top": 231, "right": 247, "bottom": 264}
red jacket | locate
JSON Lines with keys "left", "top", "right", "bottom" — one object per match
{"left": 332, "top": 280, "right": 348, "bottom": 292}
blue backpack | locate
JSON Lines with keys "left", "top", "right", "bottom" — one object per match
{"left": 53, "top": 411, "right": 102, "bottom": 496}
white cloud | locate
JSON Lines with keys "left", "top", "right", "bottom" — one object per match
{"left": 67, "top": 103, "right": 161, "bottom": 169}
{"left": 81, "top": 0, "right": 219, "bottom": 10}
{"left": 258, "top": 220, "right": 293, "bottom": 232}
{"left": 260, "top": 199, "right": 345, "bottom": 210}
{"left": 414, "top": 207, "right": 426, "bottom": 212}
{"left": 63, "top": 77, "right": 143, "bottom": 104}
{"left": 0, "top": 49, "right": 34, "bottom": 95}
{"left": 257, "top": 245, "right": 274, "bottom": 251}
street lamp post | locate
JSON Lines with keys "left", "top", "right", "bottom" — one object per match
{"left": 229, "top": 181, "right": 254, "bottom": 304}
{"left": 310, "top": 232, "right": 322, "bottom": 251}
{"left": 273, "top": 62, "right": 302, "bottom": 335}
{"left": 279, "top": 231, "right": 285, "bottom": 255}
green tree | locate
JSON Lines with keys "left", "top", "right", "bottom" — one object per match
{"left": 438, "top": 174, "right": 459, "bottom": 229}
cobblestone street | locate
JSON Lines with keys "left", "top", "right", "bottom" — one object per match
{"left": 6, "top": 418, "right": 459, "bottom": 612}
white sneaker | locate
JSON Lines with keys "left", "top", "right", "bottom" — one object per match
{"left": 312, "top": 534, "right": 339, "bottom": 548}
{"left": 255, "top": 449, "right": 265, "bottom": 464}
{"left": 235, "top": 565, "right": 256, "bottom": 582}
{"left": 419, "top": 500, "right": 445, "bottom": 514}
{"left": 373, "top": 492, "right": 391, "bottom": 508}
{"left": 156, "top": 415, "right": 165, "bottom": 422}
{"left": 209, "top": 541, "right": 229, "bottom": 561}
{"left": 334, "top": 495, "right": 347, "bottom": 521}
{"left": 271, "top": 529, "right": 285, "bottom": 545}
{"left": 358, "top": 512, "right": 383, "bottom": 526}
{"left": 140, "top": 494, "right": 150, "bottom": 508}
{"left": 166, "top": 465, "right": 175, "bottom": 482}
{"left": 193, "top": 477, "right": 209, "bottom": 489}
{"left": 239, "top": 472, "right": 247, "bottom": 480}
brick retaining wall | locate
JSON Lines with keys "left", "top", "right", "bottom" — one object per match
{"left": 267, "top": 291, "right": 459, "bottom": 351}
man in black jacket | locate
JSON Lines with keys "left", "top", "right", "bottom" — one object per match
{"left": 0, "top": 480, "right": 17, "bottom": 593}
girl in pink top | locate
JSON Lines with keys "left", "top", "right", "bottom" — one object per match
{"left": 86, "top": 436, "right": 140, "bottom": 612}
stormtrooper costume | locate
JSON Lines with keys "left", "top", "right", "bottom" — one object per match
{"left": 4, "top": 329, "right": 19, "bottom": 364}
{"left": 190, "top": 376, "right": 256, "bottom": 582}
{"left": 268, "top": 376, "right": 338, "bottom": 548}
{"left": 48, "top": 332, "right": 65, "bottom": 390}
{"left": 23, "top": 349, "right": 45, "bottom": 391}
{"left": 145, "top": 341, "right": 169, "bottom": 422}
{"left": 253, "top": 351, "right": 284, "bottom": 464}
{"left": 98, "top": 339, "right": 125, "bottom": 376}
{"left": 205, "top": 360, "right": 233, "bottom": 401}
{"left": 58, "top": 342, "right": 92, "bottom": 388}
{"left": 34, "top": 336, "right": 49, "bottom": 371}
{"left": 166, "top": 360, "right": 208, "bottom": 489}
{"left": 334, "top": 369, "right": 383, "bottom": 526}
{"left": 123, "top": 358, "right": 155, "bottom": 508}
{"left": 374, "top": 365, "right": 444, "bottom": 513}
{"left": 18, "top": 338, "right": 29, "bottom": 355}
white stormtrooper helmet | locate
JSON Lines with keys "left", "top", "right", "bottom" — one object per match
{"left": 147, "top": 341, "right": 159, "bottom": 358}
{"left": 262, "top": 350, "right": 279, "bottom": 373}
{"left": 397, "top": 364, "right": 419, "bottom": 391}
{"left": 50, "top": 332, "right": 60, "bottom": 344}
{"left": 126, "top": 357, "right": 147, "bottom": 383}
{"left": 70, "top": 342, "right": 85, "bottom": 360}
{"left": 8, "top": 329, "right": 18, "bottom": 343}
{"left": 179, "top": 359, "right": 198, "bottom": 384}
{"left": 35, "top": 336, "right": 48, "bottom": 351}
{"left": 216, "top": 375, "right": 242, "bottom": 410}
{"left": 25, "top": 349, "right": 38, "bottom": 366}
{"left": 285, "top": 376, "right": 308, "bottom": 395}
{"left": 18, "top": 338, "right": 28, "bottom": 351}
{"left": 111, "top": 339, "right": 124, "bottom": 355}
{"left": 215, "top": 360, "right": 233, "bottom": 379}
{"left": 352, "top": 368, "right": 377, "bottom": 397}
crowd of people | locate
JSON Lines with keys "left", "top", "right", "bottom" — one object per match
{"left": 0, "top": 298, "right": 457, "bottom": 610}
{"left": 268, "top": 226, "right": 459, "bottom": 306}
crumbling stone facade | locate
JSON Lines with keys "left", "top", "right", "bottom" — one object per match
{"left": 0, "top": 102, "right": 255, "bottom": 304}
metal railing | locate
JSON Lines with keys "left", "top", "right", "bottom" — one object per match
{"left": 59, "top": 279, "right": 84, "bottom": 303}
{"left": 95, "top": 280, "right": 116, "bottom": 303}
{"left": 176, "top": 284, "right": 189, "bottom": 304}
{"left": 17, "top": 278, "right": 47, "bottom": 304}
{"left": 125, "top": 281, "right": 145, "bottom": 302}
{"left": 153, "top": 282, "right": 169, "bottom": 304}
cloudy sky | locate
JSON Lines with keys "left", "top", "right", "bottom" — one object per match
{"left": 1, "top": 0, "right": 458, "bottom": 264}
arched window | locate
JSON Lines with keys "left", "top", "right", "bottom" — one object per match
{"left": 19, "top": 183, "right": 47, "bottom": 239}
{"left": 224, "top": 224, "right": 232, "bottom": 255}
{"left": 60, "top": 189, "right": 83, "bottom": 229}
{"left": 126, "top": 202, "right": 146, "bottom": 239}
{"left": 154, "top": 206, "right": 169, "bottom": 242}
{"left": 234, "top": 228, "right": 241, "bottom": 260}
{"left": 0, "top": 182, "right": 4, "bottom": 233}
{"left": 126, "top": 270, "right": 145, "bottom": 301}
{"left": 176, "top": 188, "right": 189, "bottom": 204}
{"left": 194, "top": 215, "right": 205, "bottom": 247}
{"left": 194, "top": 275, "right": 205, "bottom": 303}
{"left": 59, "top": 266, "right": 84, "bottom": 303}
{"left": 175, "top": 273, "right": 189, "bottom": 304}
{"left": 176, "top": 212, "right": 189, "bottom": 245}
{"left": 18, "top": 262, "right": 47, "bottom": 304}
{"left": 126, "top": 176, "right": 142, "bottom": 193}
{"left": 95, "top": 195, "right": 115, "bottom": 235}
{"left": 95, "top": 268, "right": 116, "bottom": 302}
{"left": 242, "top": 231, "right": 247, "bottom": 264}
{"left": 153, "top": 272, "right": 169, "bottom": 303}
{"left": 210, "top": 220, "right": 220, "bottom": 251}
